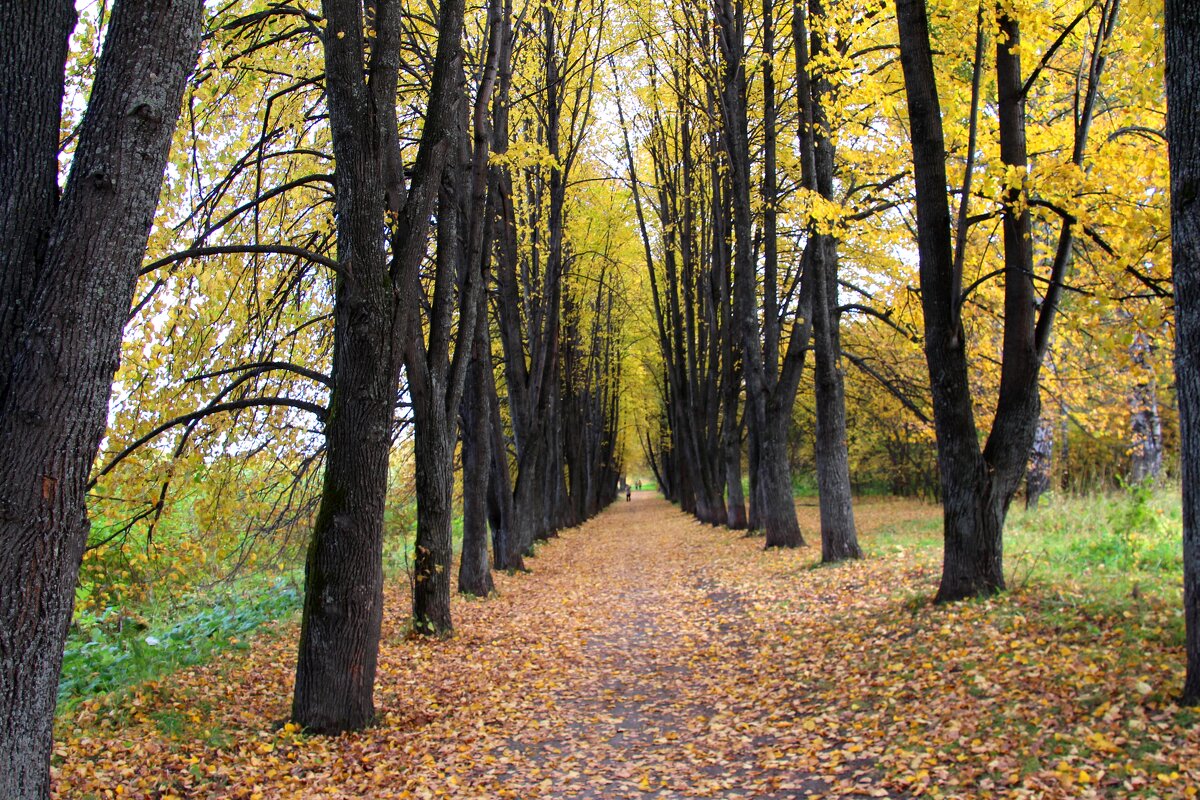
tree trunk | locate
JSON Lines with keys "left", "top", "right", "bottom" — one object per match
{"left": 723, "top": 412, "right": 748, "bottom": 529}
{"left": 716, "top": 0, "right": 804, "bottom": 547}
{"left": 938, "top": 469, "right": 1007, "bottom": 599}
{"left": 1129, "top": 331, "right": 1163, "bottom": 483}
{"left": 895, "top": 0, "right": 1064, "bottom": 601}
{"left": 747, "top": 423, "right": 763, "bottom": 531}
{"left": 0, "top": 3, "right": 201, "bottom": 796}
{"left": 812, "top": 236, "right": 861, "bottom": 561}
{"left": 295, "top": 0, "right": 459, "bottom": 725}
{"left": 293, "top": 0, "right": 403, "bottom": 729}
{"left": 0, "top": 2, "right": 201, "bottom": 795}
{"left": 1165, "top": 0, "right": 1200, "bottom": 705}
{"left": 412, "top": 395, "right": 456, "bottom": 633}
{"left": 459, "top": 319, "right": 495, "bottom": 596}
{"left": 292, "top": 337, "right": 391, "bottom": 729}
{"left": 759, "top": 405, "right": 804, "bottom": 547}
{"left": 487, "top": 364, "right": 523, "bottom": 571}
{"left": 805, "top": 1, "right": 860, "bottom": 562}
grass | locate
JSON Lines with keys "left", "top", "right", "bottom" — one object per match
{"left": 59, "top": 575, "right": 302, "bottom": 713}
{"left": 844, "top": 484, "right": 1183, "bottom": 605}
{"left": 841, "top": 485, "right": 1186, "bottom": 694}
{"left": 1006, "top": 484, "right": 1181, "bottom": 603}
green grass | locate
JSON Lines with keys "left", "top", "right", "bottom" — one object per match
{"left": 864, "top": 515, "right": 943, "bottom": 557}
{"left": 59, "top": 576, "right": 301, "bottom": 712}
{"left": 1006, "top": 483, "right": 1181, "bottom": 601}
{"left": 863, "top": 483, "right": 1183, "bottom": 609}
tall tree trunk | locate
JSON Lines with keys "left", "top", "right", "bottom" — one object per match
{"left": 411, "top": 392, "right": 456, "bottom": 633}
{"left": 894, "top": 0, "right": 1095, "bottom": 601}
{"left": 459, "top": 311, "right": 495, "bottom": 596}
{"left": 457, "top": 0, "right": 503, "bottom": 596}
{"left": 716, "top": 0, "right": 805, "bottom": 547}
{"left": 1165, "top": 0, "right": 1200, "bottom": 705}
{"left": 408, "top": 166, "right": 465, "bottom": 635}
{"left": 747, "top": 423, "right": 763, "bottom": 531}
{"left": 294, "top": 0, "right": 405, "bottom": 731}
{"left": 894, "top": 0, "right": 1000, "bottom": 601}
{"left": 812, "top": 236, "right": 861, "bottom": 561}
{"left": 486, "top": 352, "right": 522, "bottom": 570}
{"left": 295, "top": 0, "right": 459, "bottom": 726}
{"left": 805, "top": 0, "right": 860, "bottom": 562}
{"left": 0, "top": 2, "right": 202, "bottom": 795}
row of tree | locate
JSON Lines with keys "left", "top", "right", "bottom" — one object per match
{"left": 620, "top": 0, "right": 1171, "bottom": 597}
{"left": 1, "top": 0, "right": 1198, "bottom": 798}
{"left": 613, "top": 0, "right": 1200, "bottom": 716}
{"left": 1, "top": 0, "right": 630, "bottom": 795}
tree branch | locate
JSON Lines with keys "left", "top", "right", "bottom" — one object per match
{"left": 89, "top": 397, "right": 327, "bottom": 488}
{"left": 140, "top": 244, "right": 339, "bottom": 276}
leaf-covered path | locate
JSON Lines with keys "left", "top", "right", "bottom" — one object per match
{"left": 55, "top": 494, "right": 1199, "bottom": 798}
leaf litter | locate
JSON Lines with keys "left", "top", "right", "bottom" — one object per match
{"left": 53, "top": 495, "right": 1199, "bottom": 798}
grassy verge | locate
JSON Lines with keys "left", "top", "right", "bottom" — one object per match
{"left": 59, "top": 575, "right": 302, "bottom": 714}
{"left": 856, "top": 485, "right": 1182, "bottom": 602}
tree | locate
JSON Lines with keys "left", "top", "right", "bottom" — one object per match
{"left": 291, "top": 0, "right": 460, "bottom": 730}
{"left": 794, "top": 0, "right": 861, "bottom": 562}
{"left": 1165, "top": 0, "right": 1200, "bottom": 705}
{"left": 406, "top": 0, "right": 498, "bottom": 631}
{"left": 714, "top": 0, "right": 810, "bottom": 547}
{"left": 0, "top": 1, "right": 203, "bottom": 796}
{"left": 894, "top": 0, "right": 1120, "bottom": 601}
{"left": 491, "top": 0, "right": 612, "bottom": 558}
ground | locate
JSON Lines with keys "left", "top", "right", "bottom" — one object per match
{"left": 54, "top": 494, "right": 1200, "bottom": 798}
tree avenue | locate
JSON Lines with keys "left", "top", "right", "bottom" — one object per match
{"left": 0, "top": 0, "right": 1185, "bottom": 794}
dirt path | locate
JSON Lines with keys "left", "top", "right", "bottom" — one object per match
{"left": 471, "top": 494, "right": 832, "bottom": 798}
{"left": 54, "top": 494, "right": 930, "bottom": 799}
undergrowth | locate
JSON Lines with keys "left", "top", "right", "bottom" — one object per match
{"left": 59, "top": 576, "right": 301, "bottom": 712}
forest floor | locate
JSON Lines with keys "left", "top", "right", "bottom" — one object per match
{"left": 54, "top": 494, "right": 1199, "bottom": 799}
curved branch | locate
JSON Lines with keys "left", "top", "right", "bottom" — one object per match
{"left": 186, "top": 360, "right": 332, "bottom": 388}
{"left": 959, "top": 267, "right": 1007, "bottom": 305}
{"left": 837, "top": 303, "right": 920, "bottom": 342}
{"left": 842, "top": 352, "right": 931, "bottom": 425}
{"left": 197, "top": 172, "right": 334, "bottom": 241}
{"left": 140, "top": 244, "right": 339, "bottom": 276}
{"left": 89, "top": 397, "right": 327, "bottom": 488}
{"left": 1020, "top": 2, "right": 1097, "bottom": 98}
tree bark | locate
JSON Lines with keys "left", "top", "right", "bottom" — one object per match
{"left": 804, "top": 0, "right": 860, "bottom": 562}
{"left": 459, "top": 302, "right": 496, "bottom": 597}
{"left": 894, "top": 0, "right": 1000, "bottom": 600}
{"left": 411, "top": 389, "right": 456, "bottom": 633}
{"left": 812, "top": 235, "right": 861, "bottom": 561}
{"left": 294, "top": 0, "right": 458, "bottom": 728}
{"left": 1165, "top": 0, "right": 1200, "bottom": 705}
{"left": 0, "top": 2, "right": 202, "bottom": 795}
{"left": 293, "top": 0, "right": 405, "bottom": 732}
{"left": 1129, "top": 330, "right": 1163, "bottom": 483}
{"left": 893, "top": 0, "right": 1094, "bottom": 601}
{"left": 716, "top": 0, "right": 805, "bottom": 547}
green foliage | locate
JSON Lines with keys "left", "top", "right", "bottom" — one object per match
{"left": 865, "top": 486, "right": 1183, "bottom": 606}
{"left": 1007, "top": 484, "right": 1181, "bottom": 596}
{"left": 59, "top": 577, "right": 301, "bottom": 711}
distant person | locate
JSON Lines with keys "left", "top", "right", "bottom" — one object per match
{"left": 626, "top": 486, "right": 631, "bottom": 502}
